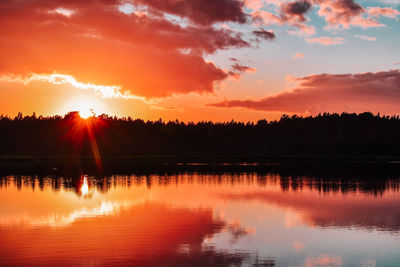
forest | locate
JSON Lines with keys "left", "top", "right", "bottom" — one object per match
{"left": 1, "top": 111, "right": 400, "bottom": 158}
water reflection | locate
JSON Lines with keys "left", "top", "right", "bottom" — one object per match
{"left": 2, "top": 173, "right": 399, "bottom": 195}
{"left": 0, "top": 172, "right": 400, "bottom": 266}
{"left": 223, "top": 190, "right": 400, "bottom": 232}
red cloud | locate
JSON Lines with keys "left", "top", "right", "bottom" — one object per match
{"left": 207, "top": 70, "right": 400, "bottom": 114}
{"left": 0, "top": 0, "right": 251, "bottom": 98}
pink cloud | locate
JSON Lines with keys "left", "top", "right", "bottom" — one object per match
{"left": 368, "top": 7, "right": 400, "bottom": 18}
{"left": 316, "top": 0, "right": 384, "bottom": 30}
{"left": 305, "top": 36, "right": 345, "bottom": 45}
{"left": 250, "top": 0, "right": 398, "bottom": 34}
{"left": 207, "top": 70, "right": 400, "bottom": 114}
{"left": 249, "top": 0, "right": 397, "bottom": 34}
{"left": 244, "top": 0, "right": 265, "bottom": 10}
{"left": 304, "top": 255, "right": 342, "bottom": 267}
{"left": 293, "top": 52, "right": 305, "bottom": 59}
{"left": 252, "top": 10, "right": 283, "bottom": 25}
{"left": 288, "top": 24, "right": 315, "bottom": 36}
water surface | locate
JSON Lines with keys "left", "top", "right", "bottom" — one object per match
{"left": 1, "top": 173, "right": 400, "bottom": 266}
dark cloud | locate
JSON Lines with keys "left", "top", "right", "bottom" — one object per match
{"left": 283, "top": 0, "right": 312, "bottom": 16}
{"left": 338, "top": 0, "right": 364, "bottom": 14}
{"left": 135, "top": 0, "right": 248, "bottom": 26}
{"left": 252, "top": 28, "right": 276, "bottom": 40}
{"left": 281, "top": 0, "right": 312, "bottom": 23}
{"left": 229, "top": 63, "right": 256, "bottom": 79}
{"left": 208, "top": 70, "right": 400, "bottom": 114}
{"left": 231, "top": 63, "right": 256, "bottom": 73}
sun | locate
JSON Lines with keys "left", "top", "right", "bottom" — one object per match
{"left": 79, "top": 108, "right": 94, "bottom": 119}
{"left": 60, "top": 95, "right": 111, "bottom": 119}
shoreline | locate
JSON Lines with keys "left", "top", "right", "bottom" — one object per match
{"left": 2, "top": 155, "right": 400, "bottom": 177}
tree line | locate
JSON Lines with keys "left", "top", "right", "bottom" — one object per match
{"left": 1, "top": 111, "right": 400, "bottom": 157}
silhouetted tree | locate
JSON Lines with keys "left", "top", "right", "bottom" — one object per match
{"left": 1, "top": 111, "right": 400, "bottom": 157}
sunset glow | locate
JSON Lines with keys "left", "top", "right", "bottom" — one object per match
{"left": 0, "top": 0, "right": 398, "bottom": 121}
{"left": 60, "top": 95, "right": 108, "bottom": 119}
{"left": 1, "top": 1, "right": 400, "bottom": 265}
{"left": 79, "top": 109, "right": 93, "bottom": 119}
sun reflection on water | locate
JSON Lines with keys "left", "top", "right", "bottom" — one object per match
{"left": 80, "top": 175, "right": 89, "bottom": 197}
{"left": 0, "top": 201, "right": 124, "bottom": 228}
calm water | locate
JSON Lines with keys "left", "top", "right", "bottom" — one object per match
{"left": 1, "top": 172, "right": 400, "bottom": 266}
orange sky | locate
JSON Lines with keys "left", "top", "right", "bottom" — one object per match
{"left": 0, "top": 0, "right": 399, "bottom": 121}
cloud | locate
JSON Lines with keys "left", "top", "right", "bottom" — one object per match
{"left": 252, "top": 10, "right": 283, "bottom": 25}
{"left": 0, "top": 74, "right": 148, "bottom": 101}
{"left": 380, "top": 0, "right": 400, "bottom": 5}
{"left": 293, "top": 241, "right": 305, "bottom": 253}
{"left": 288, "top": 24, "right": 316, "bottom": 36}
{"left": 367, "top": 7, "right": 400, "bottom": 18}
{"left": 282, "top": 0, "right": 312, "bottom": 22}
{"left": 293, "top": 52, "right": 305, "bottom": 59}
{"left": 252, "top": 28, "right": 276, "bottom": 40}
{"left": 231, "top": 64, "right": 257, "bottom": 73}
{"left": 355, "top": 34, "right": 377, "bottom": 41}
{"left": 316, "top": 0, "right": 384, "bottom": 29}
{"left": 229, "top": 63, "right": 257, "bottom": 79}
{"left": 135, "top": 0, "right": 248, "bottom": 26}
{"left": 207, "top": 70, "right": 400, "bottom": 114}
{"left": 244, "top": 0, "right": 266, "bottom": 10}
{"left": 305, "top": 36, "right": 345, "bottom": 45}
{"left": 249, "top": 0, "right": 398, "bottom": 36}
{"left": 304, "top": 255, "right": 342, "bottom": 267}
{"left": 0, "top": 0, "right": 256, "bottom": 98}
{"left": 252, "top": 0, "right": 315, "bottom": 36}
{"left": 1, "top": 0, "right": 398, "bottom": 100}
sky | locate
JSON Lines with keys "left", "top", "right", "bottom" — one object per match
{"left": 0, "top": 0, "right": 399, "bottom": 122}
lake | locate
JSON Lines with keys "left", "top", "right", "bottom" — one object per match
{"left": 1, "top": 170, "right": 400, "bottom": 266}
